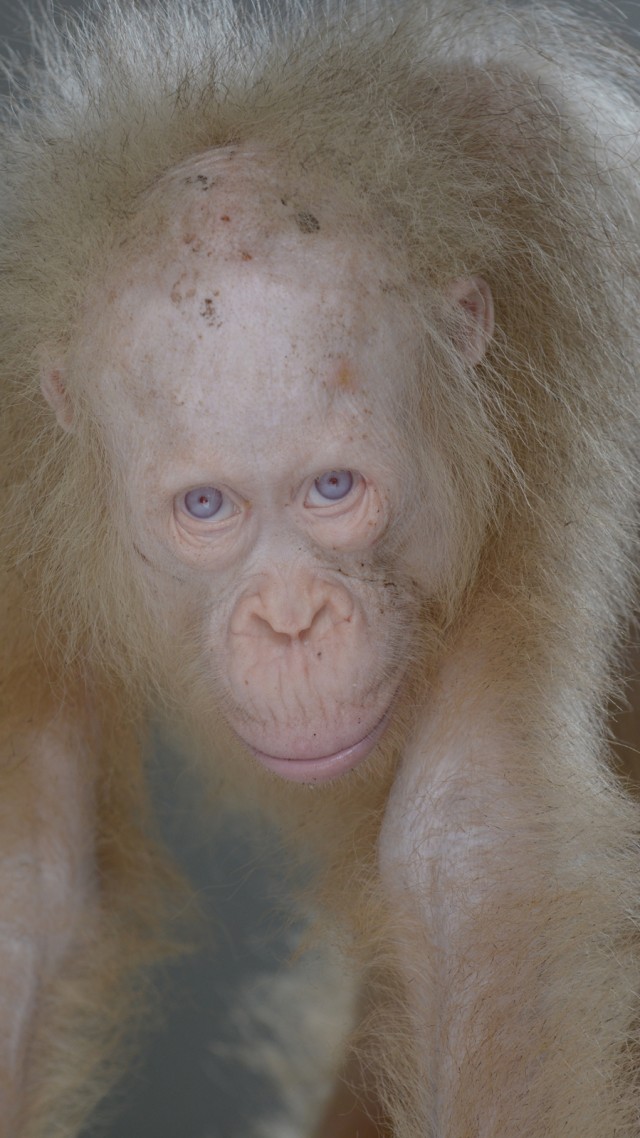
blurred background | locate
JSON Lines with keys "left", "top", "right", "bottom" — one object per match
{"left": 1, "top": 0, "right": 640, "bottom": 1135}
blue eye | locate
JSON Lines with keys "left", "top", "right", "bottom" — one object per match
{"left": 313, "top": 470, "right": 354, "bottom": 501}
{"left": 183, "top": 486, "right": 223, "bottom": 518}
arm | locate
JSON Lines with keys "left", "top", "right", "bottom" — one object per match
{"left": 0, "top": 710, "right": 96, "bottom": 1136}
{"left": 312, "top": 1035, "right": 392, "bottom": 1138}
{"left": 379, "top": 619, "right": 640, "bottom": 1138}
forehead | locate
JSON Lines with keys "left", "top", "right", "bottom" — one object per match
{"left": 74, "top": 149, "right": 416, "bottom": 448}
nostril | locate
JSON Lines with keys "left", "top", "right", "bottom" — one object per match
{"left": 247, "top": 604, "right": 333, "bottom": 646}
{"left": 249, "top": 613, "right": 292, "bottom": 648}
{"left": 299, "top": 603, "right": 329, "bottom": 644}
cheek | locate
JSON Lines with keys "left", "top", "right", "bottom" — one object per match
{"left": 118, "top": 514, "right": 216, "bottom": 639}
{"left": 400, "top": 516, "right": 456, "bottom": 593}
{"left": 312, "top": 482, "right": 392, "bottom": 553}
{"left": 394, "top": 446, "right": 462, "bottom": 593}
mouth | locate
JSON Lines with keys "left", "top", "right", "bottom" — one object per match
{"left": 247, "top": 709, "right": 391, "bottom": 784}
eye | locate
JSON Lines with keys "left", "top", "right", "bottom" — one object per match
{"left": 306, "top": 469, "right": 355, "bottom": 506}
{"left": 180, "top": 486, "right": 235, "bottom": 522}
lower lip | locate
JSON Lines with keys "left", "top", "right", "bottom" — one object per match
{"left": 248, "top": 711, "right": 390, "bottom": 784}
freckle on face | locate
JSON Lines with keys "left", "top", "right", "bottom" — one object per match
{"left": 334, "top": 361, "right": 356, "bottom": 392}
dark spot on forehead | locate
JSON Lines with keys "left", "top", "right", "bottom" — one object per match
{"left": 183, "top": 173, "right": 216, "bottom": 190}
{"left": 183, "top": 232, "right": 203, "bottom": 252}
{"left": 296, "top": 211, "right": 321, "bottom": 234}
{"left": 200, "top": 297, "right": 222, "bottom": 327}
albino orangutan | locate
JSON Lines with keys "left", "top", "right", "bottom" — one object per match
{"left": 1, "top": 0, "right": 640, "bottom": 1135}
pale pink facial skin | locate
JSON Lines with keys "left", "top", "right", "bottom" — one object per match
{"left": 44, "top": 149, "right": 492, "bottom": 784}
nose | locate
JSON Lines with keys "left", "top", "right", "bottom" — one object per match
{"left": 231, "top": 573, "right": 354, "bottom": 648}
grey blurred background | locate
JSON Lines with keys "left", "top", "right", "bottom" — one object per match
{"left": 1, "top": 1, "right": 640, "bottom": 1136}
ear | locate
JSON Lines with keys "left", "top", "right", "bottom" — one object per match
{"left": 39, "top": 355, "right": 75, "bottom": 432}
{"left": 446, "top": 276, "right": 494, "bottom": 366}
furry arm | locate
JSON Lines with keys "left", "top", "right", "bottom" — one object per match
{"left": 0, "top": 713, "right": 95, "bottom": 1136}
